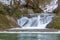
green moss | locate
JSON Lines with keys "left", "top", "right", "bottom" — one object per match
{"left": 47, "top": 16, "right": 60, "bottom": 29}
{"left": 0, "top": 3, "right": 7, "bottom": 14}
{"left": 47, "top": 9, "right": 60, "bottom": 29}
{"left": 33, "top": 8, "right": 39, "bottom": 13}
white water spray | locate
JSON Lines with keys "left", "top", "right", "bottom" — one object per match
{"left": 17, "top": 13, "right": 55, "bottom": 29}
{"left": 39, "top": 0, "right": 58, "bottom": 12}
{"left": 20, "top": 0, "right": 26, "bottom": 5}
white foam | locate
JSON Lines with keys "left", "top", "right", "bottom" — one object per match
{"left": 39, "top": 0, "right": 58, "bottom": 12}
{"left": 17, "top": 13, "right": 55, "bottom": 29}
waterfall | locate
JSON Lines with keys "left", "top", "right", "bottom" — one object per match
{"left": 17, "top": 0, "right": 58, "bottom": 29}
{"left": 39, "top": 0, "right": 58, "bottom": 12}
{"left": 0, "top": 0, "right": 11, "bottom": 5}
{"left": 17, "top": 13, "right": 55, "bottom": 29}
{"left": 20, "top": 0, "right": 26, "bottom": 5}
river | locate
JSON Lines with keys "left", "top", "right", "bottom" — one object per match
{"left": 0, "top": 33, "right": 60, "bottom": 40}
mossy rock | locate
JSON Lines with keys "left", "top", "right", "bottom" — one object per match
{"left": 53, "top": 9, "right": 60, "bottom": 15}
{"left": 0, "top": 14, "right": 18, "bottom": 30}
{"left": 47, "top": 16, "right": 60, "bottom": 29}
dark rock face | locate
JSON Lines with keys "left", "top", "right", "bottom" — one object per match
{"left": 58, "top": 0, "right": 60, "bottom": 10}
{"left": 53, "top": 0, "right": 59, "bottom": 15}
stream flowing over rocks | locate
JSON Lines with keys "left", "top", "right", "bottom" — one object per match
{"left": 0, "top": 0, "right": 58, "bottom": 30}
{"left": 17, "top": 13, "right": 55, "bottom": 29}
{"left": 17, "top": 0, "right": 58, "bottom": 29}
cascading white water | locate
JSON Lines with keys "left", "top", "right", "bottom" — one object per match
{"left": 39, "top": 0, "right": 58, "bottom": 12}
{"left": 17, "top": 0, "right": 58, "bottom": 29}
{"left": 17, "top": 13, "right": 55, "bottom": 29}
{"left": 0, "top": 0, "right": 12, "bottom": 5}
{"left": 20, "top": 0, "right": 26, "bottom": 5}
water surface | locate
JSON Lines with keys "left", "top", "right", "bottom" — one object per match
{"left": 0, "top": 33, "right": 60, "bottom": 40}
